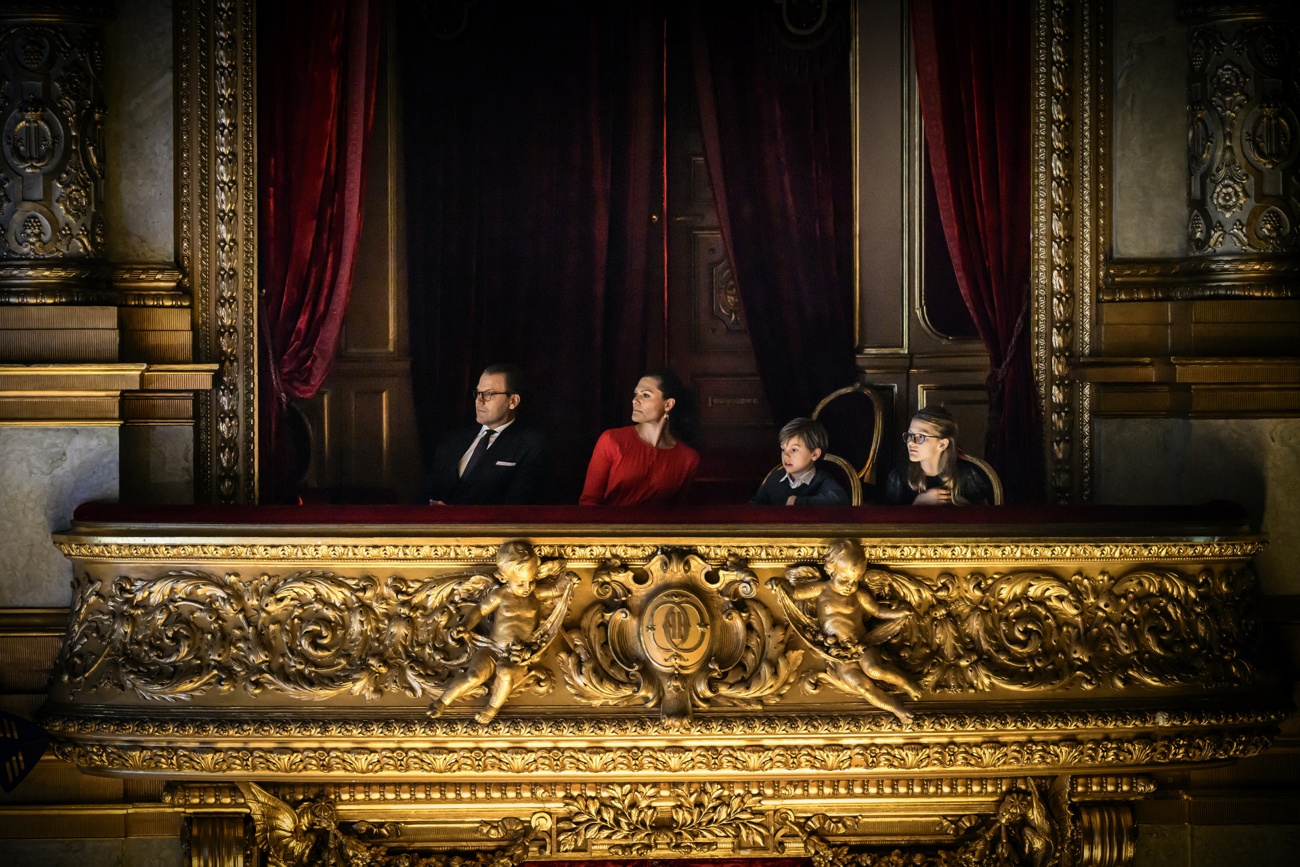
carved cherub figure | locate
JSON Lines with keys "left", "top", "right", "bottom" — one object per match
{"left": 427, "top": 540, "right": 574, "bottom": 724}
{"left": 771, "top": 538, "right": 921, "bottom": 723}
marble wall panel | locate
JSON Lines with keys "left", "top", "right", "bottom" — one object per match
{"left": 0, "top": 428, "right": 118, "bottom": 608}
{"left": 1095, "top": 417, "right": 1300, "bottom": 595}
{"left": 1113, "top": 0, "right": 1188, "bottom": 258}
{"left": 120, "top": 425, "right": 194, "bottom": 504}
{"left": 105, "top": 0, "right": 174, "bottom": 262}
{"left": 0, "top": 838, "right": 181, "bottom": 867}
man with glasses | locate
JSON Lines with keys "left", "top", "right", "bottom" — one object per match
{"left": 417, "top": 363, "right": 550, "bottom": 505}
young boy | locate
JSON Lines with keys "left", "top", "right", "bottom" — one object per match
{"left": 749, "top": 417, "right": 850, "bottom": 505}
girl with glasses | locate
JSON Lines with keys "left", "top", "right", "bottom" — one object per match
{"left": 883, "top": 406, "right": 994, "bottom": 506}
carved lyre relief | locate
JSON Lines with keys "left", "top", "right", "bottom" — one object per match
{"left": 558, "top": 551, "right": 802, "bottom": 728}
{"left": 769, "top": 539, "right": 921, "bottom": 723}
{"left": 424, "top": 540, "right": 575, "bottom": 724}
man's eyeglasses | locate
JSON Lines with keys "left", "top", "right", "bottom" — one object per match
{"left": 472, "top": 390, "right": 512, "bottom": 402}
{"left": 902, "top": 431, "right": 940, "bottom": 445}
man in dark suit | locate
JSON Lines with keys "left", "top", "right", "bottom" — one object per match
{"left": 417, "top": 363, "right": 550, "bottom": 505}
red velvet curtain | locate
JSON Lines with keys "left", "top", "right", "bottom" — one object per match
{"left": 258, "top": 0, "right": 382, "bottom": 499}
{"left": 398, "top": 0, "right": 662, "bottom": 503}
{"left": 911, "top": 0, "right": 1043, "bottom": 503}
{"left": 689, "top": 0, "right": 856, "bottom": 425}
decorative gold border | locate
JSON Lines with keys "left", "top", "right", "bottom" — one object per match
{"left": 47, "top": 726, "right": 1280, "bottom": 778}
{"left": 50, "top": 539, "right": 1265, "bottom": 565}
{"left": 1102, "top": 257, "right": 1300, "bottom": 300}
{"left": 1034, "top": 0, "right": 1107, "bottom": 504}
{"left": 42, "top": 705, "right": 1288, "bottom": 739}
{"left": 162, "top": 774, "right": 1158, "bottom": 807}
{"left": 177, "top": 0, "right": 258, "bottom": 504}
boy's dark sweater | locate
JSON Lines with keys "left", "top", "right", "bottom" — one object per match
{"left": 749, "top": 465, "right": 850, "bottom": 505}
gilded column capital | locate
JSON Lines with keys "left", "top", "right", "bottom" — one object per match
{"left": 1182, "top": 3, "right": 1300, "bottom": 256}
{"left": 0, "top": 0, "right": 112, "bottom": 303}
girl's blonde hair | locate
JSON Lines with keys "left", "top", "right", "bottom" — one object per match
{"left": 905, "top": 406, "right": 975, "bottom": 506}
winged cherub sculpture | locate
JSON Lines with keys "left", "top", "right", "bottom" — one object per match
{"left": 769, "top": 538, "right": 921, "bottom": 723}
{"left": 425, "top": 540, "right": 575, "bottom": 724}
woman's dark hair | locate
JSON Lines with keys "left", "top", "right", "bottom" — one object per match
{"left": 643, "top": 367, "right": 699, "bottom": 447}
{"left": 905, "top": 405, "right": 976, "bottom": 505}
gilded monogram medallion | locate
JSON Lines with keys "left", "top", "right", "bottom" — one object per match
{"left": 558, "top": 550, "right": 802, "bottom": 727}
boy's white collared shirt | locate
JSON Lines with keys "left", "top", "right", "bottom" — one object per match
{"left": 782, "top": 465, "right": 817, "bottom": 488}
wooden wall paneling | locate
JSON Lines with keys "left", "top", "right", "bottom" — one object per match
{"left": 298, "top": 16, "right": 419, "bottom": 503}
{"left": 855, "top": 0, "right": 992, "bottom": 475}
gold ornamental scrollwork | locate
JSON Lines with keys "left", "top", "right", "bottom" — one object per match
{"left": 47, "top": 727, "right": 1281, "bottom": 778}
{"left": 777, "top": 776, "right": 1079, "bottom": 867}
{"left": 40, "top": 705, "right": 1287, "bottom": 740}
{"left": 557, "top": 551, "right": 802, "bottom": 727}
{"left": 238, "top": 782, "right": 547, "bottom": 867}
{"left": 51, "top": 551, "right": 1259, "bottom": 706}
{"left": 557, "top": 783, "right": 767, "bottom": 857}
{"left": 871, "top": 564, "right": 1258, "bottom": 692}
{"left": 177, "top": 0, "right": 258, "bottom": 503}
{"left": 54, "top": 541, "right": 577, "bottom": 709}
{"left": 52, "top": 538, "right": 1266, "bottom": 565}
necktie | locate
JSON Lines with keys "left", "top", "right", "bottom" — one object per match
{"left": 461, "top": 429, "right": 496, "bottom": 478}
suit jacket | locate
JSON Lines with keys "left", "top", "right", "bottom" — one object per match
{"left": 417, "top": 423, "right": 550, "bottom": 505}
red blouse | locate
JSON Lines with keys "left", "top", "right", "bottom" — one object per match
{"left": 579, "top": 426, "right": 700, "bottom": 506}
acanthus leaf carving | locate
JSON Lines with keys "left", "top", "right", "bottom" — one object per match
{"left": 238, "top": 781, "right": 546, "bottom": 866}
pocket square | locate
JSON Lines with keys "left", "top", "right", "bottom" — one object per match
{"left": 495, "top": 460, "right": 517, "bottom": 467}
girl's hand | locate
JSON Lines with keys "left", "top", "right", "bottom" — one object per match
{"left": 913, "top": 486, "right": 952, "bottom": 505}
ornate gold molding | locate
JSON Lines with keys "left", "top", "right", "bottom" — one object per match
{"left": 176, "top": 0, "right": 257, "bottom": 504}
{"left": 0, "top": 261, "right": 188, "bottom": 305}
{"left": 1103, "top": 256, "right": 1300, "bottom": 300}
{"left": 50, "top": 539, "right": 1266, "bottom": 565}
{"left": 560, "top": 552, "right": 801, "bottom": 727}
{"left": 177, "top": 775, "right": 1159, "bottom": 866}
{"left": 185, "top": 813, "right": 250, "bottom": 867}
{"left": 45, "top": 723, "right": 1281, "bottom": 779}
{"left": 43, "top": 513, "right": 1284, "bottom": 865}
{"left": 111, "top": 263, "right": 189, "bottom": 307}
{"left": 238, "top": 782, "right": 545, "bottom": 867}
{"left": 48, "top": 557, "right": 1261, "bottom": 707}
{"left": 0, "top": 361, "right": 215, "bottom": 424}
{"left": 1035, "top": 0, "right": 1108, "bottom": 503}
{"left": 41, "top": 704, "right": 1287, "bottom": 740}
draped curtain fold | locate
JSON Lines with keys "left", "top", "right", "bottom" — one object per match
{"left": 258, "top": 0, "right": 382, "bottom": 500}
{"left": 689, "top": 0, "right": 857, "bottom": 425}
{"left": 399, "top": 0, "right": 662, "bottom": 503}
{"left": 911, "top": 0, "right": 1043, "bottom": 503}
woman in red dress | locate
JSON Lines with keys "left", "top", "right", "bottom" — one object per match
{"left": 579, "top": 368, "right": 700, "bottom": 506}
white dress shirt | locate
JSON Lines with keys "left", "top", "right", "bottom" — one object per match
{"left": 458, "top": 419, "right": 515, "bottom": 476}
